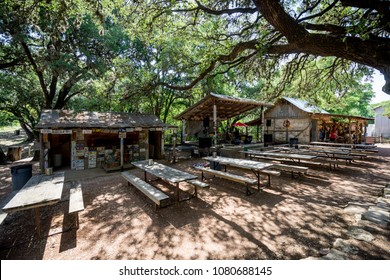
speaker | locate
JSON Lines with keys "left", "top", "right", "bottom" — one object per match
{"left": 264, "top": 134, "right": 273, "bottom": 143}
{"left": 266, "top": 119, "right": 271, "bottom": 127}
{"left": 199, "top": 137, "right": 212, "bottom": 148}
{"left": 203, "top": 117, "right": 210, "bottom": 127}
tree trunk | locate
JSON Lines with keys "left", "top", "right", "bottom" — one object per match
{"left": 0, "top": 148, "right": 7, "bottom": 165}
{"left": 20, "top": 122, "right": 36, "bottom": 141}
{"left": 7, "top": 146, "right": 22, "bottom": 161}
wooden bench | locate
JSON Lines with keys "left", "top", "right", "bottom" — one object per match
{"left": 349, "top": 152, "right": 368, "bottom": 160}
{"left": 310, "top": 158, "right": 347, "bottom": 170}
{"left": 355, "top": 148, "right": 378, "bottom": 153}
{"left": 69, "top": 182, "right": 85, "bottom": 228}
{"left": 0, "top": 211, "right": 8, "bottom": 225}
{"left": 186, "top": 179, "right": 209, "bottom": 198}
{"left": 0, "top": 190, "right": 18, "bottom": 226}
{"left": 316, "top": 154, "right": 353, "bottom": 164}
{"left": 195, "top": 166, "right": 258, "bottom": 195}
{"left": 257, "top": 169, "right": 281, "bottom": 187}
{"left": 121, "top": 171, "right": 169, "bottom": 209}
{"left": 270, "top": 164, "right": 309, "bottom": 178}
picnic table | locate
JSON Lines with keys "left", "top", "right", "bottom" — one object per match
{"left": 202, "top": 156, "right": 277, "bottom": 190}
{"left": 293, "top": 145, "right": 371, "bottom": 160}
{"left": 2, "top": 172, "right": 65, "bottom": 237}
{"left": 242, "top": 150, "right": 318, "bottom": 163}
{"left": 132, "top": 160, "right": 198, "bottom": 202}
{"left": 279, "top": 146, "right": 350, "bottom": 157}
{"left": 299, "top": 144, "right": 374, "bottom": 157}
{"left": 310, "top": 142, "right": 377, "bottom": 149}
{"left": 166, "top": 145, "right": 195, "bottom": 161}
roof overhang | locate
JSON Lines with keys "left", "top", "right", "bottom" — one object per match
{"left": 311, "top": 113, "right": 374, "bottom": 122}
{"left": 36, "top": 110, "right": 177, "bottom": 129}
{"left": 174, "top": 93, "right": 273, "bottom": 121}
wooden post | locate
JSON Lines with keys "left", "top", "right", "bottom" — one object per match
{"left": 213, "top": 104, "right": 217, "bottom": 146}
{"left": 39, "top": 133, "right": 44, "bottom": 174}
{"left": 363, "top": 121, "right": 367, "bottom": 144}
{"left": 181, "top": 119, "right": 185, "bottom": 144}
{"left": 120, "top": 138, "right": 124, "bottom": 169}
{"left": 260, "top": 106, "right": 265, "bottom": 144}
{"left": 172, "top": 128, "right": 177, "bottom": 163}
{"left": 348, "top": 120, "right": 352, "bottom": 143}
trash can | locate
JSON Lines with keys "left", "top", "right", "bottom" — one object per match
{"left": 209, "top": 161, "right": 221, "bottom": 171}
{"left": 10, "top": 164, "right": 32, "bottom": 190}
{"left": 53, "top": 154, "right": 62, "bottom": 167}
{"left": 289, "top": 138, "right": 299, "bottom": 147}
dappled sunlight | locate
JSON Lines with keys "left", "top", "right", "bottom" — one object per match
{"left": 1, "top": 145, "right": 390, "bottom": 259}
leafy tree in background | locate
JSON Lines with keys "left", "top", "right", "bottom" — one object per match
{"left": 281, "top": 57, "right": 375, "bottom": 117}
{"left": 126, "top": 0, "right": 389, "bottom": 96}
{"left": 373, "top": 100, "right": 390, "bottom": 117}
{"left": 0, "top": 0, "right": 129, "bottom": 137}
{"left": 0, "top": 0, "right": 386, "bottom": 137}
{"left": 0, "top": 68, "right": 43, "bottom": 140}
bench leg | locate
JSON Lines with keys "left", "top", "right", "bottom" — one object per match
{"left": 73, "top": 213, "right": 80, "bottom": 229}
{"left": 245, "top": 185, "right": 255, "bottom": 196}
{"left": 246, "top": 186, "right": 251, "bottom": 196}
{"left": 175, "top": 182, "right": 180, "bottom": 202}
{"left": 34, "top": 208, "right": 41, "bottom": 238}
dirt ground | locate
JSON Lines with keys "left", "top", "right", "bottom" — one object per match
{"left": 0, "top": 141, "right": 389, "bottom": 260}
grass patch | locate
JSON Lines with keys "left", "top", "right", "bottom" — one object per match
{"left": 0, "top": 125, "right": 21, "bottom": 133}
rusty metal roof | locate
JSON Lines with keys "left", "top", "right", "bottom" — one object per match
{"left": 283, "top": 97, "right": 329, "bottom": 114}
{"left": 36, "top": 110, "right": 176, "bottom": 129}
{"left": 174, "top": 93, "right": 273, "bottom": 121}
{"left": 245, "top": 97, "right": 373, "bottom": 126}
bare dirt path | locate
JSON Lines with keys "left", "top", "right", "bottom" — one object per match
{"left": 0, "top": 145, "right": 389, "bottom": 260}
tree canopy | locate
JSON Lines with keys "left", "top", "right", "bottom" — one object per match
{"left": 130, "top": 0, "right": 389, "bottom": 94}
{"left": 0, "top": 0, "right": 130, "bottom": 138}
{"left": 0, "top": 0, "right": 388, "bottom": 138}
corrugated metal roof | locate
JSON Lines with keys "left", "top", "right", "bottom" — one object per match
{"left": 283, "top": 97, "right": 373, "bottom": 120}
{"left": 283, "top": 97, "right": 329, "bottom": 114}
{"left": 174, "top": 93, "right": 272, "bottom": 121}
{"left": 36, "top": 110, "right": 175, "bottom": 129}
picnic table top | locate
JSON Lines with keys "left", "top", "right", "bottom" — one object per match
{"left": 278, "top": 147, "right": 351, "bottom": 156}
{"left": 242, "top": 150, "right": 318, "bottom": 160}
{"left": 299, "top": 144, "right": 354, "bottom": 151}
{"left": 202, "top": 156, "right": 274, "bottom": 170}
{"left": 132, "top": 160, "right": 197, "bottom": 183}
{"left": 309, "top": 142, "right": 376, "bottom": 149}
{"left": 2, "top": 172, "right": 65, "bottom": 213}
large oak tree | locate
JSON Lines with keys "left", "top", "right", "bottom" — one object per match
{"left": 138, "top": 0, "right": 389, "bottom": 95}
{"left": 0, "top": 0, "right": 129, "bottom": 138}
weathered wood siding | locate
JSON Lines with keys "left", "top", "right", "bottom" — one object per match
{"left": 373, "top": 106, "right": 390, "bottom": 138}
{"left": 264, "top": 100, "right": 312, "bottom": 144}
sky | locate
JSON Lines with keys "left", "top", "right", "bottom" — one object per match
{"left": 370, "top": 70, "right": 390, "bottom": 104}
